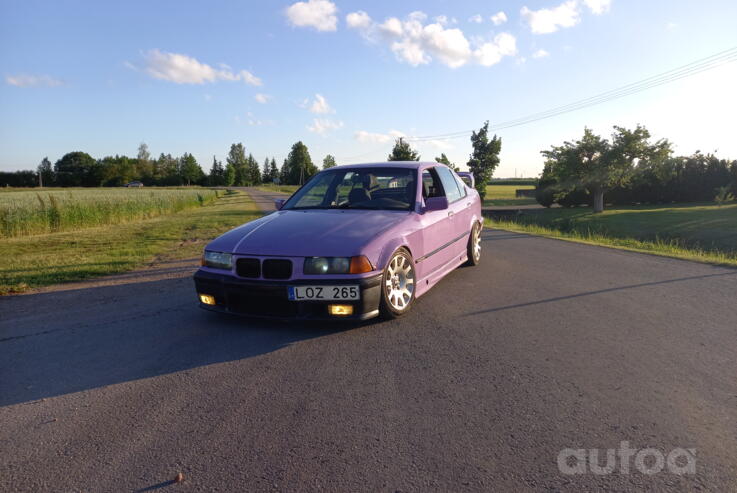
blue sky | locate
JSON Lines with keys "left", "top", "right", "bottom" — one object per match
{"left": 1, "top": 0, "right": 736, "bottom": 176}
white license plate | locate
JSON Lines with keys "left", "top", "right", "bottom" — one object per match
{"left": 288, "top": 285, "right": 360, "bottom": 301}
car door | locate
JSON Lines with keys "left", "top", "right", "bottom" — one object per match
{"left": 415, "top": 167, "right": 454, "bottom": 281}
{"left": 435, "top": 166, "right": 469, "bottom": 256}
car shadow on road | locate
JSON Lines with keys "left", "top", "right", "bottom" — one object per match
{"left": 0, "top": 276, "right": 363, "bottom": 407}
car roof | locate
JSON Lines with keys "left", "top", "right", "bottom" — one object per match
{"left": 332, "top": 162, "right": 444, "bottom": 171}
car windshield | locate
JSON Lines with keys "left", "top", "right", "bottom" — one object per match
{"left": 282, "top": 167, "right": 417, "bottom": 211}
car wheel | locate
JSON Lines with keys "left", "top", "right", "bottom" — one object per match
{"left": 380, "top": 248, "right": 416, "bottom": 319}
{"left": 465, "top": 222, "right": 482, "bottom": 266}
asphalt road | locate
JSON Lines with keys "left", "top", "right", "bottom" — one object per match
{"left": 1, "top": 188, "right": 736, "bottom": 492}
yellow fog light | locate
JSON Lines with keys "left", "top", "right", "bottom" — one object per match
{"left": 199, "top": 294, "right": 216, "bottom": 306}
{"left": 328, "top": 304, "right": 354, "bottom": 316}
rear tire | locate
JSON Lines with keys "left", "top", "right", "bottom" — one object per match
{"left": 379, "top": 248, "right": 416, "bottom": 319}
{"left": 465, "top": 222, "right": 482, "bottom": 266}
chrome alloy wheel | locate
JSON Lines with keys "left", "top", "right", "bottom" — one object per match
{"left": 385, "top": 252, "right": 415, "bottom": 311}
{"left": 472, "top": 224, "right": 481, "bottom": 262}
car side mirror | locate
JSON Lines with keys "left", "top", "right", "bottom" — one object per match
{"left": 274, "top": 199, "right": 286, "bottom": 210}
{"left": 424, "top": 196, "right": 448, "bottom": 212}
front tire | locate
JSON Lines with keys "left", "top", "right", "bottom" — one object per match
{"left": 465, "top": 222, "right": 482, "bottom": 266}
{"left": 380, "top": 248, "right": 416, "bottom": 319}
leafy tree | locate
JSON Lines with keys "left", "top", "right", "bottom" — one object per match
{"left": 715, "top": 185, "right": 734, "bottom": 206}
{"left": 54, "top": 151, "right": 98, "bottom": 187}
{"left": 227, "top": 143, "right": 248, "bottom": 186}
{"left": 136, "top": 142, "right": 154, "bottom": 184}
{"left": 467, "top": 121, "right": 501, "bottom": 200}
{"left": 269, "top": 158, "right": 278, "bottom": 183}
{"left": 155, "top": 153, "right": 181, "bottom": 185}
{"left": 37, "top": 157, "right": 53, "bottom": 187}
{"left": 388, "top": 137, "right": 420, "bottom": 161}
{"left": 284, "top": 141, "right": 317, "bottom": 185}
{"left": 247, "top": 153, "right": 261, "bottom": 185}
{"left": 322, "top": 154, "right": 337, "bottom": 169}
{"left": 180, "top": 153, "right": 204, "bottom": 185}
{"left": 224, "top": 162, "right": 236, "bottom": 186}
{"left": 435, "top": 153, "right": 458, "bottom": 171}
{"left": 542, "top": 125, "right": 671, "bottom": 212}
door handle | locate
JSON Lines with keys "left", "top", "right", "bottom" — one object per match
{"left": 466, "top": 202, "right": 471, "bottom": 207}
{"left": 448, "top": 211, "right": 454, "bottom": 217}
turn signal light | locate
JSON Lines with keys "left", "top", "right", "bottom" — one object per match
{"left": 349, "top": 255, "right": 373, "bottom": 274}
{"left": 199, "top": 294, "right": 216, "bottom": 305}
{"left": 328, "top": 304, "right": 354, "bottom": 316}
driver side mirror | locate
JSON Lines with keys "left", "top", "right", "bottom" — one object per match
{"left": 424, "top": 196, "right": 448, "bottom": 212}
{"left": 274, "top": 199, "right": 286, "bottom": 210}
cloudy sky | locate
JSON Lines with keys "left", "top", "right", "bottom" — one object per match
{"left": 1, "top": 0, "right": 736, "bottom": 176}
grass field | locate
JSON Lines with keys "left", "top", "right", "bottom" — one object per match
{"left": 256, "top": 184, "right": 300, "bottom": 195}
{"left": 490, "top": 202, "right": 737, "bottom": 266}
{"left": 0, "top": 190, "right": 261, "bottom": 294}
{"left": 484, "top": 184, "right": 536, "bottom": 207}
{"left": 0, "top": 188, "right": 219, "bottom": 238}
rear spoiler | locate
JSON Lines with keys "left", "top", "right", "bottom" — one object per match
{"left": 456, "top": 172, "right": 475, "bottom": 188}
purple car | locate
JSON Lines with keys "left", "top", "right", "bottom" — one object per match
{"left": 194, "top": 162, "right": 483, "bottom": 320}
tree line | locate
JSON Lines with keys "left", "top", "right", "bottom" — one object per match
{"left": 536, "top": 125, "right": 737, "bottom": 211}
{"left": 2, "top": 120, "right": 504, "bottom": 197}
{"left": 0, "top": 142, "right": 340, "bottom": 188}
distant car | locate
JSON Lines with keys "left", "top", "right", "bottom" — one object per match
{"left": 124, "top": 181, "right": 144, "bottom": 187}
{"left": 194, "top": 162, "right": 483, "bottom": 320}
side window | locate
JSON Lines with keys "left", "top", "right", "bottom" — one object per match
{"left": 422, "top": 169, "right": 444, "bottom": 198}
{"left": 436, "top": 166, "right": 462, "bottom": 203}
{"left": 453, "top": 172, "right": 468, "bottom": 198}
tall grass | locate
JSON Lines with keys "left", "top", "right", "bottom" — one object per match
{"left": 0, "top": 188, "right": 219, "bottom": 238}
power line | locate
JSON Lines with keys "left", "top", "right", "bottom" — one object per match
{"left": 407, "top": 46, "right": 737, "bottom": 142}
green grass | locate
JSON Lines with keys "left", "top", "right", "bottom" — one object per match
{"left": 0, "top": 191, "right": 262, "bottom": 294}
{"left": 0, "top": 188, "right": 220, "bottom": 238}
{"left": 483, "top": 184, "right": 536, "bottom": 207}
{"left": 489, "top": 202, "right": 737, "bottom": 267}
{"left": 256, "top": 184, "right": 299, "bottom": 195}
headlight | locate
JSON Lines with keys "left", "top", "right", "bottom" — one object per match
{"left": 202, "top": 251, "right": 232, "bottom": 270}
{"left": 304, "top": 256, "right": 372, "bottom": 274}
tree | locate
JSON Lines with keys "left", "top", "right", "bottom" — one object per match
{"left": 136, "top": 142, "right": 154, "bottom": 184}
{"left": 224, "top": 162, "right": 236, "bottom": 186}
{"left": 269, "top": 158, "right": 278, "bottom": 183}
{"left": 541, "top": 125, "right": 670, "bottom": 213}
{"left": 262, "top": 158, "right": 271, "bottom": 183}
{"left": 180, "top": 153, "right": 204, "bottom": 185}
{"left": 54, "top": 151, "right": 98, "bottom": 187}
{"left": 715, "top": 185, "right": 734, "bottom": 206}
{"left": 435, "top": 153, "right": 458, "bottom": 171}
{"left": 467, "top": 121, "right": 501, "bottom": 200}
{"left": 247, "top": 153, "right": 261, "bottom": 185}
{"left": 284, "top": 141, "right": 317, "bottom": 185}
{"left": 37, "top": 157, "right": 53, "bottom": 187}
{"left": 209, "top": 156, "right": 226, "bottom": 186}
{"left": 322, "top": 154, "right": 337, "bottom": 169}
{"left": 227, "top": 143, "right": 248, "bottom": 186}
{"left": 388, "top": 137, "right": 420, "bottom": 161}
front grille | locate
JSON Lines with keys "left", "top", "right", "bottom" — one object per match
{"left": 262, "top": 259, "right": 292, "bottom": 279}
{"left": 236, "top": 258, "right": 260, "bottom": 278}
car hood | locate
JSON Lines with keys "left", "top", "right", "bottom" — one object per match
{"left": 206, "top": 209, "right": 409, "bottom": 257}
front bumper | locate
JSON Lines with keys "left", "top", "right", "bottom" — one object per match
{"left": 193, "top": 269, "right": 383, "bottom": 321}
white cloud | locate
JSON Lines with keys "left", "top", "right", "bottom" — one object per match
{"left": 285, "top": 0, "right": 338, "bottom": 32}
{"left": 434, "top": 15, "right": 450, "bottom": 26}
{"left": 468, "top": 14, "right": 483, "bottom": 24}
{"left": 474, "top": 32, "right": 518, "bottom": 67}
{"left": 491, "top": 11, "right": 508, "bottom": 26}
{"left": 308, "top": 118, "right": 343, "bottom": 135}
{"left": 583, "top": 0, "right": 612, "bottom": 15}
{"left": 347, "top": 10, "right": 515, "bottom": 69}
{"left": 355, "top": 129, "right": 405, "bottom": 144}
{"left": 521, "top": 1, "right": 580, "bottom": 34}
{"left": 254, "top": 93, "right": 271, "bottom": 104}
{"left": 346, "top": 10, "right": 372, "bottom": 30}
{"left": 532, "top": 49, "right": 550, "bottom": 59}
{"left": 141, "top": 49, "right": 262, "bottom": 85}
{"left": 5, "top": 74, "right": 63, "bottom": 87}
{"left": 303, "top": 93, "right": 334, "bottom": 114}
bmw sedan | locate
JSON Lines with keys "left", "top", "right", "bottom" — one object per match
{"left": 194, "top": 162, "right": 483, "bottom": 320}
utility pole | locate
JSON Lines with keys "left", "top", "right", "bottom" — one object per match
{"left": 38, "top": 171, "right": 43, "bottom": 188}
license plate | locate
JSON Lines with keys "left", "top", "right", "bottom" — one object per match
{"left": 288, "top": 285, "right": 360, "bottom": 301}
